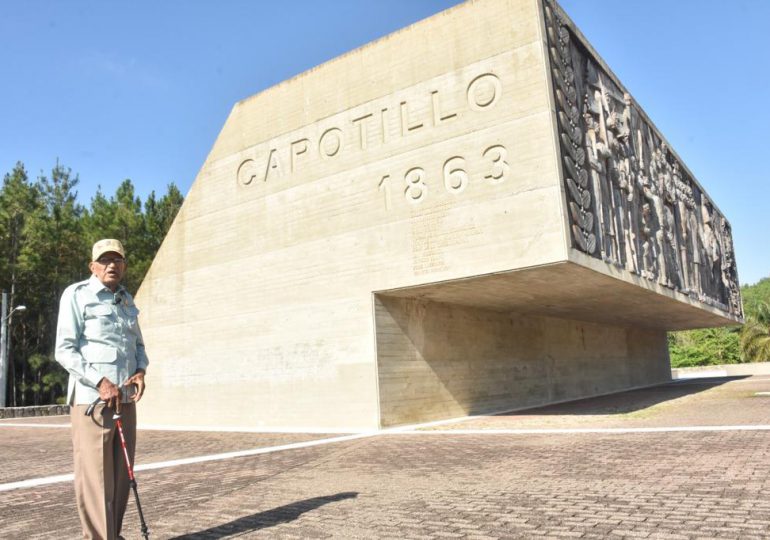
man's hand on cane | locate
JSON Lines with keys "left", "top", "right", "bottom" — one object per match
{"left": 124, "top": 369, "right": 146, "bottom": 402}
{"left": 97, "top": 378, "right": 121, "bottom": 409}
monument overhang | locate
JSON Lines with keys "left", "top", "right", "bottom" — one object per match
{"left": 539, "top": 0, "right": 742, "bottom": 324}
{"left": 376, "top": 257, "right": 740, "bottom": 332}
{"left": 137, "top": 0, "right": 743, "bottom": 430}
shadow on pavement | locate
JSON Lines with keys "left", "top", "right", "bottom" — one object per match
{"left": 169, "top": 492, "right": 358, "bottom": 539}
{"left": 498, "top": 376, "right": 748, "bottom": 417}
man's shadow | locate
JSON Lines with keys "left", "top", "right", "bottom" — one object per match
{"left": 169, "top": 492, "right": 358, "bottom": 539}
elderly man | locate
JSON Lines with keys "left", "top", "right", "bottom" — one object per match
{"left": 55, "top": 239, "right": 148, "bottom": 540}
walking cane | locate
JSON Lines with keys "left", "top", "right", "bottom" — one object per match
{"left": 86, "top": 396, "right": 151, "bottom": 539}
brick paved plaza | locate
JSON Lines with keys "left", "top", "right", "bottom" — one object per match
{"left": 1, "top": 375, "right": 769, "bottom": 539}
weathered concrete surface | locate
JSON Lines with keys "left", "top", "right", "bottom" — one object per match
{"left": 1, "top": 376, "right": 769, "bottom": 539}
{"left": 138, "top": 0, "right": 566, "bottom": 431}
{"left": 376, "top": 295, "right": 669, "bottom": 426}
{"left": 135, "top": 0, "right": 741, "bottom": 430}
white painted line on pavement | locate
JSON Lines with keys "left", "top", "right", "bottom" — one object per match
{"left": 0, "top": 431, "right": 378, "bottom": 493}
{"left": 674, "top": 370, "right": 727, "bottom": 379}
{"left": 3, "top": 421, "right": 769, "bottom": 493}
{"left": 396, "top": 425, "right": 770, "bottom": 435}
{"left": 674, "top": 376, "right": 770, "bottom": 384}
{"left": 0, "top": 422, "right": 356, "bottom": 433}
{"left": 0, "top": 423, "right": 71, "bottom": 428}
{"left": 0, "top": 474, "right": 75, "bottom": 492}
{"left": 134, "top": 432, "right": 376, "bottom": 472}
{"left": 137, "top": 423, "right": 362, "bottom": 434}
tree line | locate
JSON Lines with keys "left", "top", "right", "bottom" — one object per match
{"left": 1, "top": 161, "right": 183, "bottom": 406}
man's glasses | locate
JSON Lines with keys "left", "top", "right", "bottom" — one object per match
{"left": 96, "top": 256, "right": 126, "bottom": 266}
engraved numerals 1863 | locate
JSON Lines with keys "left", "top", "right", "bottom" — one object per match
{"left": 378, "top": 144, "right": 509, "bottom": 210}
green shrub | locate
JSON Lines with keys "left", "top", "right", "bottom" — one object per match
{"left": 668, "top": 327, "right": 741, "bottom": 367}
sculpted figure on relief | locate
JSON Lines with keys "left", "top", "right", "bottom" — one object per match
{"left": 637, "top": 164, "right": 659, "bottom": 282}
{"left": 719, "top": 219, "right": 741, "bottom": 313}
{"left": 654, "top": 143, "right": 684, "bottom": 290}
{"left": 671, "top": 161, "right": 707, "bottom": 297}
{"left": 605, "top": 90, "right": 639, "bottom": 274}
{"left": 583, "top": 63, "right": 642, "bottom": 274}
{"left": 699, "top": 200, "right": 722, "bottom": 296}
{"left": 583, "top": 92, "right": 616, "bottom": 263}
{"left": 639, "top": 164, "right": 667, "bottom": 285}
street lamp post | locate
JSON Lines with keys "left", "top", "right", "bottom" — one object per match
{"left": 1, "top": 291, "right": 27, "bottom": 408}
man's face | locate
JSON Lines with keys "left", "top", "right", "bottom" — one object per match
{"left": 89, "top": 251, "right": 127, "bottom": 291}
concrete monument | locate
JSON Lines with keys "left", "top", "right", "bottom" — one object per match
{"left": 137, "top": 0, "right": 742, "bottom": 430}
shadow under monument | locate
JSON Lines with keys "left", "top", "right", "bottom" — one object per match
{"left": 494, "top": 376, "right": 747, "bottom": 417}
{"left": 375, "top": 294, "right": 746, "bottom": 421}
{"left": 169, "top": 492, "right": 358, "bottom": 539}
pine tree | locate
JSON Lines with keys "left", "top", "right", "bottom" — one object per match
{"left": 0, "top": 163, "right": 41, "bottom": 405}
{"left": 15, "top": 162, "right": 87, "bottom": 405}
{"left": 1, "top": 161, "right": 183, "bottom": 405}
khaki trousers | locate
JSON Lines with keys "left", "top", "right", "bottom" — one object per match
{"left": 71, "top": 402, "right": 136, "bottom": 540}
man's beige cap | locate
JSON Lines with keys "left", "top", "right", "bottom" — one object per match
{"left": 92, "top": 239, "right": 126, "bottom": 261}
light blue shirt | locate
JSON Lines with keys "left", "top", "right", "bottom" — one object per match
{"left": 55, "top": 275, "right": 149, "bottom": 405}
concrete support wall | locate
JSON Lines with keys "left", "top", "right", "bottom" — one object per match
{"left": 375, "top": 295, "right": 671, "bottom": 426}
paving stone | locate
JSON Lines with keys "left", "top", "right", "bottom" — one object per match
{"left": 0, "top": 376, "right": 769, "bottom": 538}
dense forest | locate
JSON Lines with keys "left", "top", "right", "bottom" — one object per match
{"left": 1, "top": 161, "right": 183, "bottom": 406}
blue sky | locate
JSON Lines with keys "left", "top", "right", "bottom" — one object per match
{"left": 1, "top": 0, "right": 767, "bottom": 286}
